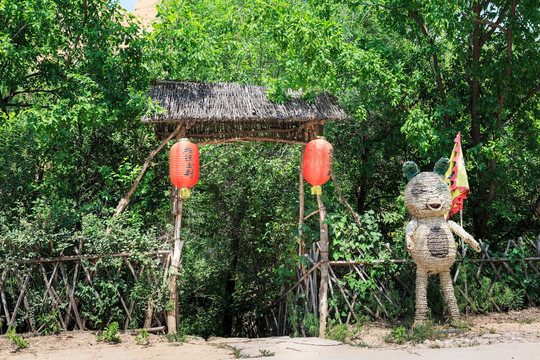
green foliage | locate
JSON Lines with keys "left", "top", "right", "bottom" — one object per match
{"left": 325, "top": 323, "right": 363, "bottom": 343}
{"left": 166, "top": 332, "right": 188, "bottom": 343}
{"left": 304, "top": 313, "right": 319, "bottom": 337}
{"left": 385, "top": 325, "right": 407, "bottom": 344}
{"left": 259, "top": 349, "right": 275, "bottom": 357}
{"left": 385, "top": 321, "right": 446, "bottom": 345}
{"left": 8, "top": 328, "right": 29, "bottom": 350}
{"left": 37, "top": 310, "right": 61, "bottom": 335}
{"left": 135, "top": 329, "right": 150, "bottom": 345}
{"left": 231, "top": 346, "right": 248, "bottom": 358}
{"left": 97, "top": 322, "right": 122, "bottom": 343}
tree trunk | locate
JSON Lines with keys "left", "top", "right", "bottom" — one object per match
{"left": 223, "top": 231, "right": 240, "bottom": 336}
{"left": 317, "top": 194, "right": 329, "bottom": 338}
{"left": 223, "top": 197, "right": 247, "bottom": 336}
{"left": 534, "top": 196, "right": 540, "bottom": 223}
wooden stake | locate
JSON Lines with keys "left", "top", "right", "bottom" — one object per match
{"left": 14, "top": 269, "right": 36, "bottom": 332}
{"left": 7, "top": 265, "right": 34, "bottom": 331}
{"left": 316, "top": 194, "right": 329, "bottom": 337}
{"left": 1, "top": 268, "right": 11, "bottom": 324}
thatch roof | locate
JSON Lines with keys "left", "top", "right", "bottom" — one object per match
{"left": 141, "top": 81, "right": 348, "bottom": 144}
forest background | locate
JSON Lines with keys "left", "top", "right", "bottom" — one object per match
{"left": 1, "top": 0, "right": 539, "bottom": 338}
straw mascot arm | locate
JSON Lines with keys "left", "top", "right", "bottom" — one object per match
{"left": 405, "top": 220, "right": 417, "bottom": 250}
{"left": 448, "top": 221, "right": 481, "bottom": 252}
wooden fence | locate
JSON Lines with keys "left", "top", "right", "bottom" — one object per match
{"left": 0, "top": 249, "right": 170, "bottom": 334}
{"left": 2, "top": 235, "right": 539, "bottom": 337}
{"left": 260, "top": 236, "right": 540, "bottom": 337}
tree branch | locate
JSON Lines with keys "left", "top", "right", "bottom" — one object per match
{"left": 346, "top": 2, "right": 404, "bottom": 10}
{"left": 12, "top": 23, "right": 28, "bottom": 41}
{"left": 479, "top": 1, "right": 511, "bottom": 46}
{"left": 111, "top": 123, "right": 183, "bottom": 218}
{"left": 65, "top": 0, "right": 88, "bottom": 68}
{"left": 409, "top": 10, "right": 449, "bottom": 127}
{"left": 3, "top": 103, "right": 50, "bottom": 109}
{"left": 330, "top": 171, "right": 362, "bottom": 230}
{"left": 5, "top": 88, "right": 58, "bottom": 103}
{"left": 462, "top": 10, "right": 508, "bottom": 35}
{"left": 506, "top": 80, "right": 540, "bottom": 121}
{"left": 496, "top": 0, "right": 516, "bottom": 123}
{"left": 200, "top": 145, "right": 241, "bottom": 170}
{"left": 25, "top": 72, "right": 41, "bottom": 79}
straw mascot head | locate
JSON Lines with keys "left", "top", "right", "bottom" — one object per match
{"left": 403, "top": 159, "right": 452, "bottom": 220}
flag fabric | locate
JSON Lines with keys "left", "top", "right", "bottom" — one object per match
{"left": 444, "top": 132, "right": 470, "bottom": 217}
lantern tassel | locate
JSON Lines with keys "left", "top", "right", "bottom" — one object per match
{"left": 179, "top": 187, "right": 191, "bottom": 199}
{"left": 311, "top": 185, "right": 322, "bottom": 195}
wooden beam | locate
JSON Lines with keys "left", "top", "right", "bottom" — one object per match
{"left": 195, "top": 137, "right": 308, "bottom": 145}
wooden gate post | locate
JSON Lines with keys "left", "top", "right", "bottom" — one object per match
{"left": 298, "top": 147, "right": 306, "bottom": 280}
{"left": 167, "top": 191, "right": 184, "bottom": 333}
{"left": 316, "top": 194, "right": 329, "bottom": 337}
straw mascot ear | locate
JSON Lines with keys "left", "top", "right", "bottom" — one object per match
{"left": 433, "top": 158, "right": 450, "bottom": 177}
{"left": 403, "top": 161, "right": 420, "bottom": 181}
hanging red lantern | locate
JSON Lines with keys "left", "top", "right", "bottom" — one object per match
{"left": 303, "top": 137, "right": 334, "bottom": 195}
{"left": 170, "top": 138, "right": 199, "bottom": 199}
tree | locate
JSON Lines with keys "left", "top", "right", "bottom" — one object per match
{"left": 0, "top": 0, "right": 156, "bottom": 226}
{"left": 369, "top": 0, "right": 540, "bottom": 239}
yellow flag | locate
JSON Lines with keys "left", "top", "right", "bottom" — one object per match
{"left": 444, "top": 132, "right": 470, "bottom": 217}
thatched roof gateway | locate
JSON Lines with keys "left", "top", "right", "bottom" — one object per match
{"left": 141, "top": 81, "right": 348, "bottom": 144}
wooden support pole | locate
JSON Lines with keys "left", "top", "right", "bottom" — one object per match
{"left": 316, "top": 194, "right": 329, "bottom": 338}
{"left": 167, "top": 193, "right": 184, "bottom": 333}
{"left": 298, "top": 146, "right": 307, "bottom": 289}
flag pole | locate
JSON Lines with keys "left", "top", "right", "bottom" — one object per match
{"left": 460, "top": 208, "right": 468, "bottom": 299}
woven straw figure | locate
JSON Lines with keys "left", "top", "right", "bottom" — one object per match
{"left": 403, "top": 158, "right": 481, "bottom": 324}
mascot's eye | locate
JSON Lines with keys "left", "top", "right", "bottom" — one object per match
{"left": 411, "top": 186, "right": 425, "bottom": 196}
{"left": 437, "top": 183, "right": 449, "bottom": 192}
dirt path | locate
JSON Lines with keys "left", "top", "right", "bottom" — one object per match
{"left": 1, "top": 308, "right": 539, "bottom": 360}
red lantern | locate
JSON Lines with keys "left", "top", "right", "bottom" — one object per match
{"left": 303, "top": 137, "right": 333, "bottom": 195}
{"left": 170, "top": 138, "right": 199, "bottom": 199}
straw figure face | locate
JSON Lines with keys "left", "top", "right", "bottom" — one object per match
{"left": 404, "top": 172, "right": 452, "bottom": 219}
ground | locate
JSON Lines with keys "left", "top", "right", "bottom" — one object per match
{"left": 1, "top": 307, "right": 539, "bottom": 360}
